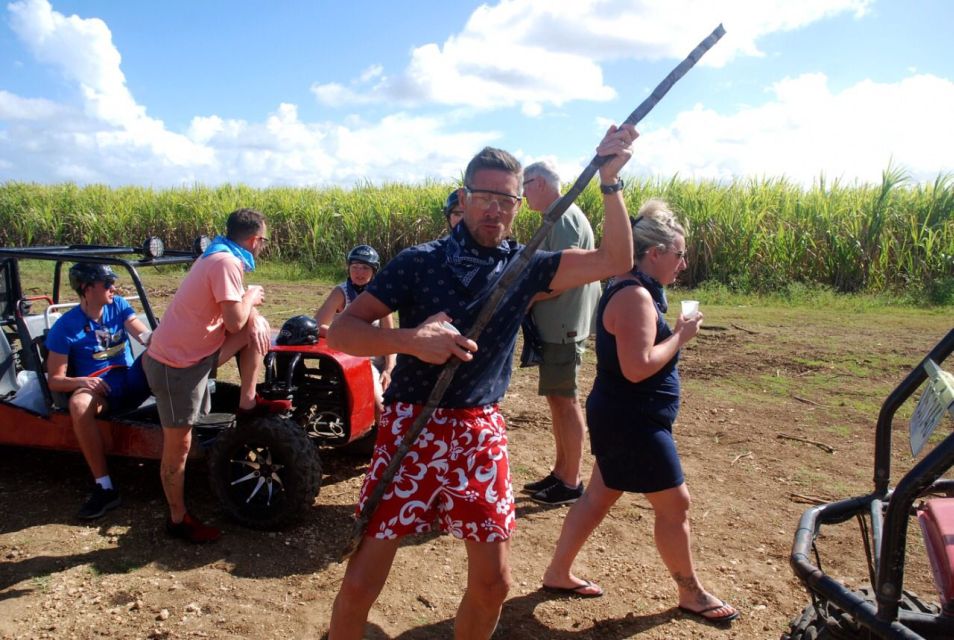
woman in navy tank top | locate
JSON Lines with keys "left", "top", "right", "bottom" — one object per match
{"left": 542, "top": 200, "right": 739, "bottom": 623}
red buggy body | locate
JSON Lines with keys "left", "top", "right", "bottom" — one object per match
{"left": 0, "top": 242, "right": 376, "bottom": 529}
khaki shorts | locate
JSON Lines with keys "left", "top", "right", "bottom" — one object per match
{"left": 142, "top": 351, "right": 217, "bottom": 428}
{"left": 538, "top": 341, "right": 584, "bottom": 397}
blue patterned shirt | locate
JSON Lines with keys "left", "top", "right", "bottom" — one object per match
{"left": 367, "top": 235, "right": 561, "bottom": 407}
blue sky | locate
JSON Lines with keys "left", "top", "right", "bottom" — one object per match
{"left": 1, "top": 0, "right": 952, "bottom": 188}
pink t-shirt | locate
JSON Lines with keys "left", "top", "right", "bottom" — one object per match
{"left": 147, "top": 252, "right": 246, "bottom": 368}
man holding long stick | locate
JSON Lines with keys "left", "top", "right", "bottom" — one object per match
{"left": 326, "top": 123, "right": 637, "bottom": 639}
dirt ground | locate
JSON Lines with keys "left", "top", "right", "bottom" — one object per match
{"left": 0, "top": 279, "right": 951, "bottom": 639}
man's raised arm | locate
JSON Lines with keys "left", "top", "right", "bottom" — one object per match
{"left": 548, "top": 123, "right": 638, "bottom": 292}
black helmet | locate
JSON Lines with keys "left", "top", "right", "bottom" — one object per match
{"left": 443, "top": 190, "right": 461, "bottom": 219}
{"left": 347, "top": 245, "right": 380, "bottom": 271}
{"left": 276, "top": 315, "right": 318, "bottom": 346}
{"left": 68, "top": 263, "right": 118, "bottom": 296}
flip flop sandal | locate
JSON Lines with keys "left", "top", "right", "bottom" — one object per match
{"left": 677, "top": 599, "right": 740, "bottom": 623}
{"left": 541, "top": 579, "right": 604, "bottom": 598}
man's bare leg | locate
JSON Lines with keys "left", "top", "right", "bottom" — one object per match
{"left": 547, "top": 394, "right": 585, "bottom": 487}
{"left": 69, "top": 390, "right": 109, "bottom": 479}
{"left": 328, "top": 537, "right": 400, "bottom": 640}
{"left": 160, "top": 426, "right": 192, "bottom": 522}
{"left": 455, "top": 539, "right": 511, "bottom": 640}
{"left": 220, "top": 322, "right": 266, "bottom": 411}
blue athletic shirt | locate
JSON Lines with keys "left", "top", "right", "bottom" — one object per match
{"left": 367, "top": 226, "right": 561, "bottom": 408}
{"left": 46, "top": 296, "right": 136, "bottom": 376}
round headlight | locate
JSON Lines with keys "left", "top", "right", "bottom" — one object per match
{"left": 192, "top": 235, "right": 211, "bottom": 258}
{"left": 142, "top": 236, "right": 164, "bottom": 259}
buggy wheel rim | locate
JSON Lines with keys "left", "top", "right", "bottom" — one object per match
{"left": 228, "top": 445, "right": 287, "bottom": 508}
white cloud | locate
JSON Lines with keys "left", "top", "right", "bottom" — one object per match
{"left": 0, "top": 0, "right": 490, "bottom": 186}
{"left": 310, "top": 0, "right": 871, "bottom": 112}
{"left": 359, "top": 64, "right": 384, "bottom": 83}
{"left": 6, "top": 0, "right": 212, "bottom": 170}
{"left": 179, "top": 107, "right": 494, "bottom": 187}
{"left": 0, "top": 90, "right": 63, "bottom": 119}
{"left": 625, "top": 72, "right": 954, "bottom": 184}
{"left": 3, "top": 0, "right": 948, "bottom": 189}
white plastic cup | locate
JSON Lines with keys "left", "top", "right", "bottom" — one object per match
{"left": 441, "top": 321, "right": 461, "bottom": 335}
{"left": 681, "top": 300, "right": 700, "bottom": 320}
{"left": 247, "top": 284, "right": 264, "bottom": 303}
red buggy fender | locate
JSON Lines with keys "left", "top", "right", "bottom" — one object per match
{"left": 269, "top": 340, "right": 376, "bottom": 443}
{"left": 0, "top": 403, "right": 181, "bottom": 460}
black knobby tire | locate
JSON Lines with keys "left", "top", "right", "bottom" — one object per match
{"left": 782, "top": 601, "right": 837, "bottom": 640}
{"left": 782, "top": 587, "right": 939, "bottom": 640}
{"left": 208, "top": 415, "right": 321, "bottom": 529}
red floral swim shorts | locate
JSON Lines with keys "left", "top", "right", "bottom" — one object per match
{"left": 356, "top": 402, "right": 515, "bottom": 542}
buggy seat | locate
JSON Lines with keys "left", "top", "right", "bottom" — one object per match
{"left": 918, "top": 498, "right": 954, "bottom": 615}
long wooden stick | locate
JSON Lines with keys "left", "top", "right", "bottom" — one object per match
{"left": 777, "top": 433, "right": 835, "bottom": 454}
{"left": 342, "top": 24, "right": 727, "bottom": 560}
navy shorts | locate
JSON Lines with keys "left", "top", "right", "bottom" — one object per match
{"left": 586, "top": 394, "right": 684, "bottom": 494}
{"left": 101, "top": 356, "right": 152, "bottom": 414}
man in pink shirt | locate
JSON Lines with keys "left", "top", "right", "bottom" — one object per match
{"left": 143, "top": 208, "right": 285, "bottom": 542}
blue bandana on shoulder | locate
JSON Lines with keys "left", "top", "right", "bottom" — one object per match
{"left": 632, "top": 269, "right": 668, "bottom": 313}
{"left": 445, "top": 222, "right": 518, "bottom": 293}
{"left": 202, "top": 235, "right": 255, "bottom": 272}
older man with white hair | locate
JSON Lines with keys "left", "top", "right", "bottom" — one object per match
{"left": 521, "top": 160, "right": 601, "bottom": 506}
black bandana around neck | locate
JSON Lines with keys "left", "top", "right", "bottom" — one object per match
{"left": 632, "top": 269, "right": 668, "bottom": 313}
{"left": 445, "top": 221, "right": 518, "bottom": 293}
{"left": 343, "top": 278, "right": 366, "bottom": 303}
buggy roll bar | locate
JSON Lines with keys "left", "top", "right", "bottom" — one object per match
{"left": 0, "top": 244, "right": 200, "bottom": 329}
{"left": 790, "top": 329, "right": 954, "bottom": 639}
{"left": 874, "top": 329, "right": 954, "bottom": 624}
{"left": 791, "top": 497, "right": 926, "bottom": 639}
{"left": 874, "top": 329, "right": 954, "bottom": 493}
{"left": 790, "top": 492, "right": 954, "bottom": 639}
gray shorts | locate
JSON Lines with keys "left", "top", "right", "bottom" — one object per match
{"left": 142, "top": 351, "right": 217, "bottom": 428}
{"left": 538, "top": 341, "right": 584, "bottom": 397}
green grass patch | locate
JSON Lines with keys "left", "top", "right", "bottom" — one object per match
{"left": 826, "top": 424, "right": 854, "bottom": 439}
{"left": 30, "top": 574, "right": 52, "bottom": 593}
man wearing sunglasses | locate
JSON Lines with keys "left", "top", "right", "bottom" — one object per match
{"left": 47, "top": 263, "right": 154, "bottom": 520}
{"left": 143, "top": 208, "right": 285, "bottom": 543}
{"left": 327, "top": 124, "right": 638, "bottom": 640}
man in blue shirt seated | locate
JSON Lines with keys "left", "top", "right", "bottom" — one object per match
{"left": 325, "top": 123, "right": 639, "bottom": 640}
{"left": 46, "top": 263, "right": 153, "bottom": 520}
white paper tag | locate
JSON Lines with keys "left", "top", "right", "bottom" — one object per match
{"left": 909, "top": 359, "right": 954, "bottom": 457}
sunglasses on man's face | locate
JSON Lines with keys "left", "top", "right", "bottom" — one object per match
{"left": 464, "top": 187, "right": 522, "bottom": 213}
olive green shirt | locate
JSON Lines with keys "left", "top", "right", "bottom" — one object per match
{"left": 531, "top": 203, "right": 601, "bottom": 344}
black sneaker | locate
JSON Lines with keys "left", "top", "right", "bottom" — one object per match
{"left": 530, "top": 481, "right": 584, "bottom": 505}
{"left": 77, "top": 485, "right": 121, "bottom": 520}
{"left": 523, "top": 472, "right": 559, "bottom": 494}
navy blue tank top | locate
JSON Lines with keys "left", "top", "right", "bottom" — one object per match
{"left": 591, "top": 271, "right": 680, "bottom": 424}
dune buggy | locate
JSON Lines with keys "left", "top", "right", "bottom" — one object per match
{"left": 784, "top": 329, "right": 954, "bottom": 639}
{"left": 0, "top": 241, "right": 376, "bottom": 529}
